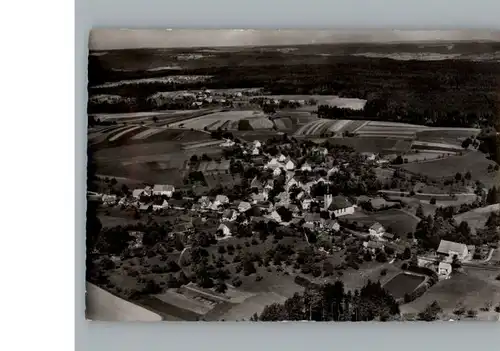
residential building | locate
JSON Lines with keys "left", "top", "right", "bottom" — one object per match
{"left": 238, "top": 201, "right": 251, "bottom": 213}
{"left": 152, "top": 184, "right": 175, "bottom": 197}
{"left": 220, "top": 139, "right": 235, "bottom": 148}
{"left": 102, "top": 194, "right": 118, "bottom": 205}
{"left": 198, "top": 196, "right": 212, "bottom": 209}
{"left": 438, "top": 262, "right": 452, "bottom": 279}
{"left": 369, "top": 222, "right": 386, "bottom": 239}
{"left": 300, "top": 162, "right": 312, "bottom": 172}
{"left": 250, "top": 177, "right": 263, "bottom": 191}
{"left": 215, "top": 194, "right": 229, "bottom": 205}
{"left": 222, "top": 209, "right": 238, "bottom": 222}
{"left": 285, "top": 160, "right": 296, "bottom": 170}
{"left": 363, "top": 240, "right": 385, "bottom": 252}
{"left": 153, "top": 199, "right": 169, "bottom": 211}
{"left": 132, "top": 189, "right": 146, "bottom": 199}
{"left": 437, "top": 240, "right": 469, "bottom": 261}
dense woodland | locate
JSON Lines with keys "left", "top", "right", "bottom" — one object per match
{"left": 89, "top": 53, "right": 500, "bottom": 129}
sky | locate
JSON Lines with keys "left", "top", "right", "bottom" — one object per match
{"left": 89, "top": 29, "right": 500, "bottom": 50}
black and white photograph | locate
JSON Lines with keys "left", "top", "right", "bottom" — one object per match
{"left": 85, "top": 28, "right": 500, "bottom": 322}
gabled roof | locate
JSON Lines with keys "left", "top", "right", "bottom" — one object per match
{"left": 437, "top": 240, "right": 468, "bottom": 255}
{"left": 369, "top": 222, "right": 384, "bottom": 232}
{"left": 153, "top": 184, "right": 174, "bottom": 192}
{"left": 132, "top": 189, "right": 145, "bottom": 197}
{"left": 304, "top": 213, "right": 321, "bottom": 223}
{"left": 250, "top": 177, "right": 263, "bottom": 190}
{"left": 328, "top": 196, "right": 353, "bottom": 211}
{"left": 215, "top": 194, "right": 229, "bottom": 203}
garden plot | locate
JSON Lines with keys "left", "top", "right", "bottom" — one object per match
{"left": 383, "top": 273, "right": 426, "bottom": 300}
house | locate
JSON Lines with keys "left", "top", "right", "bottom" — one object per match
{"left": 132, "top": 189, "right": 146, "bottom": 199}
{"left": 327, "top": 166, "right": 339, "bottom": 176}
{"left": 276, "top": 192, "right": 290, "bottom": 207}
{"left": 238, "top": 201, "right": 251, "bottom": 213}
{"left": 273, "top": 167, "right": 282, "bottom": 176}
{"left": 362, "top": 152, "right": 377, "bottom": 161}
{"left": 153, "top": 199, "right": 169, "bottom": 211}
{"left": 251, "top": 147, "right": 260, "bottom": 156}
{"left": 220, "top": 139, "right": 235, "bottom": 148}
{"left": 251, "top": 192, "right": 268, "bottom": 203}
{"left": 264, "top": 179, "right": 274, "bottom": 190}
{"left": 363, "top": 240, "right": 385, "bottom": 252}
{"left": 222, "top": 209, "right": 238, "bottom": 222}
{"left": 277, "top": 154, "right": 287, "bottom": 162}
{"left": 438, "top": 262, "right": 452, "bottom": 279}
{"left": 325, "top": 195, "right": 356, "bottom": 217}
{"left": 198, "top": 196, "right": 212, "bottom": 209}
{"left": 285, "top": 177, "right": 299, "bottom": 191}
{"left": 215, "top": 195, "right": 229, "bottom": 205}
{"left": 322, "top": 219, "right": 340, "bottom": 232}
{"left": 304, "top": 212, "right": 321, "bottom": 224}
{"left": 383, "top": 232, "right": 395, "bottom": 241}
{"left": 369, "top": 222, "right": 386, "bottom": 239}
{"left": 302, "top": 222, "right": 315, "bottom": 230}
{"left": 285, "top": 171, "right": 295, "bottom": 182}
{"left": 300, "top": 162, "right": 312, "bottom": 172}
{"left": 250, "top": 177, "right": 264, "bottom": 191}
{"left": 253, "top": 140, "right": 262, "bottom": 148}
{"left": 264, "top": 158, "right": 282, "bottom": 170}
{"left": 301, "top": 198, "right": 313, "bottom": 210}
{"left": 139, "top": 202, "right": 153, "bottom": 212}
{"left": 285, "top": 160, "right": 296, "bottom": 171}
{"left": 152, "top": 184, "right": 175, "bottom": 197}
{"left": 266, "top": 210, "right": 282, "bottom": 223}
{"left": 289, "top": 204, "right": 300, "bottom": 214}
{"left": 437, "top": 240, "right": 469, "bottom": 262}
{"left": 217, "top": 223, "right": 232, "bottom": 237}
{"left": 102, "top": 194, "right": 117, "bottom": 205}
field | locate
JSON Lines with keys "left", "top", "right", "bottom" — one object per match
{"left": 453, "top": 204, "right": 500, "bottom": 232}
{"left": 400, "top": 267, "right": 500, "bottom": 320}
{"left": 168, "top": 110, "right": 269, "bottom": 131}
{"left": 342, "top": 208, "right": 420, "bottom": 237}
{"left": 415, "top": 128, "right": 480, "bottom": 146}
{"left": 399, "top": 151, "right": 499, "bottom": 187}
{"left": 254, "top": 95, "right": 367, "bottom": 111}
{"left": 382, "top": 273, "right": 426, "bottom": 300}
{"left": 86, "top": 282, "right": 162, "bottom": 321}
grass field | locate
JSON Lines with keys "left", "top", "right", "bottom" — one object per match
{"left": 453, "top": 204, "right": 500, "bottom": 232}
{"left": 400, "top": 267, "right": 500, "bottom": 318}
{"left": 168, "top": 110, "right": 268, "bottom": 130}
{"left": 382, "top": 273, "right": 426, "bottom": 299}
{"left": 415, "top": 129, "right": 480, "bottom": 146}
{"left": 400, "top": 151, "right": 499, "bottom": 187}
{"left": 342, "top": 208, "right": 420, "bottom": 237}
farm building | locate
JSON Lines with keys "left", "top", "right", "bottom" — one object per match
{"left": 437, "top": 240, "right": 469, "bottom": 262}
{"left": 152, "top": 184, "right": 175, "bottom": 197}
{"left": 369, "top": 222, "right": 386, "bottom": 239}
{"left": 300, "top": 162, "right": 312, "bottom": 172}
{"left": 324, "top": 195, "right": 356, "bottom": 216}
{"left": 438, "top": 262, "right": 453, "bottom": 279}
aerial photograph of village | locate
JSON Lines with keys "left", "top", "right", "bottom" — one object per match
{"left": 85, "top": 29, "right": 500, "bottom": 322}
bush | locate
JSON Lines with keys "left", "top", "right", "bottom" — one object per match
{"left": 380, "top": 268, "right": 388, "bottom": 276}
{"left": 231, "top": 277, "right": 242, "bottom": 287}
{"left": 255, "top": 275, "right": 263, "bottom": 282}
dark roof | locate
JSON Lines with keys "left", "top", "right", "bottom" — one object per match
{"left": 198, "top": 160, "right": 230, "bottom": 173}
{"left": 304, "top": 213, "right": 321, "bottom": 222}
{"left": 328, "top": 196, "right": 353, "bottom": 211}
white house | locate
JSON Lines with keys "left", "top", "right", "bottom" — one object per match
{"left": 325, "top": 195, "right": 357, "bottom": 217}
{"left": 251, "top": 147, "right": 260, "bottom": 155}
{"left": 102, "top": 194, "right": 117, "bottom": 205}
{"left": 437, "top": 240, "right": 469, "bottom": 262}
{"left": 152, "top": 184, "right": 175, "bottom": 197}
{"left": 266, "top": 210, "right": 282, "bottom": 223}
{"left": 273, "top": 167, "right": 282, "bottom": 176}
{"left": 438, "top": 262, "right": 452, "bottom": 279}
{"left": 217, "top": 223, "right": 232, "bottom": 237}
{"left": 300, "top": 162, "right": 312, "bottom": 172}
{"left": 301, "top": 198, "right": 313, "bottom": 210}
{"left": 251, "top": 192, "right": 268, "bottom": 203}
{"left": 285, "top": 177, "right": 299, "bottom": 191}
{"left": 220, "top": 139, "right": 235, "bottom": 148}
{"left": 368, "top": 222, "right": 386, "bottom": 239}
{"left": 285, "top": 160, "right": 296, "bottom": 171}
{"left": 253, "top": 140, "right": 262, "bottom": 148}
{"left": 238, "top": 201, "right": 251, "bottom": 213}
{"left": 215, "top": 195, "right": 229, "bottom": 205}
{"left": 277, "top": 154, "right": 287, "bottom": 162}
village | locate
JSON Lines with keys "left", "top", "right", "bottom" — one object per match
{"left": 88, "top": 133, "right": 500, "bottom": 321}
